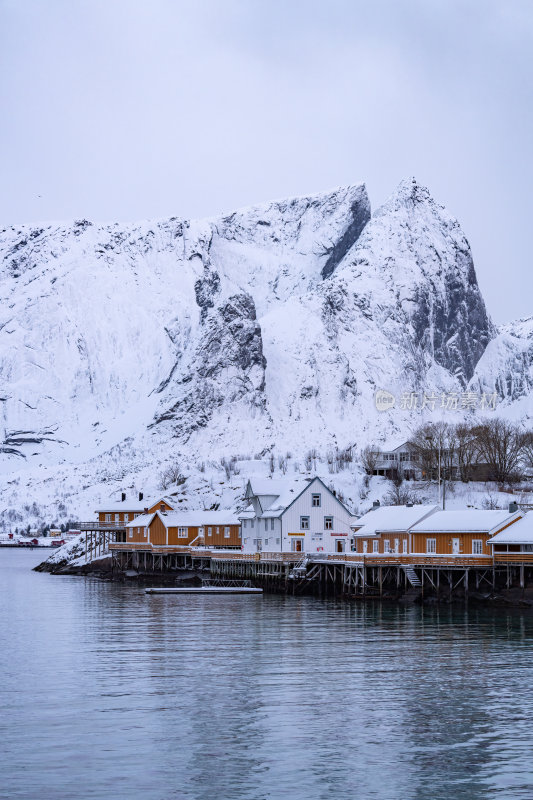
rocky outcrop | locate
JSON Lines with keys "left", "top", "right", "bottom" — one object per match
{"left": 151, "top": 293, "right": 267, "bottom": 441}
{"left": 469, "top": 317, "right": 533, "bottom": 411}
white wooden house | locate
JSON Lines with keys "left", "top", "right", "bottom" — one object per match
{"left": 371, "top": 441, "right": 424, "bottom": 480}
{"left": 239, "top": 476, "right": 354, "bottom": 554}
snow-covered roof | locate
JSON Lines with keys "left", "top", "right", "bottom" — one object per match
{"left": 411, "top": 509, "right": 521, "bottom": 534}
{"left": 245, "top": 476, "right": 349, "bottom": 516}
{"left": 488, "top": 512, "right": 533, "bottom": 544}
{"left": 239, "top": 507, "right": 284, "bottom": 520}
{"left": 125, "top": 513, "right": 155, "bottom": 528}
{"left": 245, "top": 477, "right": 313, "bottom": 512}
{"left": 126, "top": 510, "right": 240, "bottom": 528}
{"left": 352, "top": 505, "right": 439, "bottom": 536}
{"left": 160, "top": 510, "right": 240, "bottom": 527}
{"left": 378, "top": 440, "right": 413, "bottom": 453}
{"left": 246, "top": 477, "right": 309, "bottom": 507}
{"left": 95, "top": 495, "right": 174, "bottom": 513}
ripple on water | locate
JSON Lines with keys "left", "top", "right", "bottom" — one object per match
{"left": 1, "top": 550, "right": 533, "bottom": 800}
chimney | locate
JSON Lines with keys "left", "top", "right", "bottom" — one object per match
{"left": 121, "top": 492, "right": 126, "bottom": 502}
{"left": 139, "top": 492, "right": 143, "bottom": 501}
{"left": 509, "top": 501, "right": 518, "bottom": 513}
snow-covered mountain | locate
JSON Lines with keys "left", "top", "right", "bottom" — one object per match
{"left": 0, "top": 177, "right": 530, "bottom": 525}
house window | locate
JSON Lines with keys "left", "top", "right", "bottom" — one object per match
{"left": 426, "top": 538, "right": 437, "bottom": 554}
{"left": 265, "top": 538, "right": 269, "bottom": 546}
{"left": 264, "top": 519, "right": 268, "bottom": 531}
{"left": 311, "top": 493, "right": 321, "bottom": 507}
{"left": 124, "top": 514, "right": 129, "bottom": 522}
{"left": 224, "top": 527, "right": 230, "bottom": 538}
{"left": 134, "top": 513, "right": 140, "bottom": 519}
{"left": 324, "top": 516, "right": 333, "bottom": 530}
{"left": 276, "top": 538, "right": 280, "bottom": 544}
{"left": 115, "top": 514, "right": 119, "bottom": 522}
{"left": 300, "top": 516, "right": 310, "bottom": 530}
{"left": 216, "top": 527, "right": 220, "bottom": 535}
{"left": 244, "top": 537, "right": 248, "bottom": 544}
{"left": 160, "top": 504, "right": 165, "bottom": 512}
{"left": 208, "top": 527, "right": 212, "bottom": 537}
{"left": 271, "top": 519, "right": 274, "bottom": 530}
{"left": 251, "top": 519, "right": 254, "bottom": 529}
{"left": 243, "top": 520, "right": 247, "bottom": 528}
{"left": 472, "top": 540, "right": 483, "bottom": 555}
{"left": 384, "top": 540, "right": 391, "bottom": 553}
{"left": 402, "top": 539, "right": 408, "bottom": 554}
{"left": 144, "top": 527, "right": 148, "bottom": 538}
{"left": 373, "top": 540, "right": 379, "bottom": 553}
{"left": 128, "top": 530, "right": 133, "bottom": 539}
{"left": 105, "top": 514, "right": 111, "bottom": 522}
{"left": 178, "top": 527, "right": 188, "bottom": 538}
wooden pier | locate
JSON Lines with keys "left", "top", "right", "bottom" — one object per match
{"left": 103, "top": 542, "right": 533, "bottom": 598}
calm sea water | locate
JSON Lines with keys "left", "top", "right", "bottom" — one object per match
{"left": 1, "top": 549, "right": 533, "bottom": 800}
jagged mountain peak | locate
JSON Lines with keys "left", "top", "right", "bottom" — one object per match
{"left": 388, "top": 175, "right": 434, "bottom": 202}
{"left": 329, "top": 178, "right": 495, "bottom": 386}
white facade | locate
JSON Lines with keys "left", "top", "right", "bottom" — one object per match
{"left": 241, "top": 515, "right": 283, "bottom": 553}
{"left": 239, "top": 477, "right": 354, "bottom": 555}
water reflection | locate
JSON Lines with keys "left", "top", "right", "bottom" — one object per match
{"left": 1, "top": 551, "right": 533, "bottom": 799}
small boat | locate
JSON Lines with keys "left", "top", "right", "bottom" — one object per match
{"left": 145, "top": 586, "right": 263, "bottom": 595}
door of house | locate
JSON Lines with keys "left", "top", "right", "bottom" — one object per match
{"left": 336, "top": 540, "right": 345, "bottom": 553}
{"left": 394, "top": 538, "right": 399, "bottom": 553}
{"left": 452, "top": 538, "right": 460, "bottom": 554}
{"left": 363, "top": 541, "right": 368, "bottom": 554}
{"left": 294, "top": 539, "right": 303, "bottom": 553}
{"left": 257, "top": 539, "right": 263, "bottom": 552}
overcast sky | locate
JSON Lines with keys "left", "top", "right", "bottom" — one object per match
{"left": 1, "top": 0, "right": 532, "bottom": 323}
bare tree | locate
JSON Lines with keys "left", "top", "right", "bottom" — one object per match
{"left": 472, "top": 418, "right": 526, "bottom": 484}
{"left": 220, "top": 456, "right": 240, "bottom": 480}
{"left": 360, "top": 445, "right": 380, "bottom": 476}
{"left": 482, "top": 491, "right": 503, "bottom": 510}
{"left": 159, "top": 464, "right": 187, "bottom": 491}
{"left": 384, "top": 484, "right": 417, "bottom": 506}
{"left": 522, "top": 431, "right": 533, "bottom": 472}
{"left": 409, "top": 421, "right": 455, "bottom": 481}
{"left": 389, "top": 462, "right": 405, "bottom": 487}
{"left": 453, "top": 423, "right": 478, "bottom": 482}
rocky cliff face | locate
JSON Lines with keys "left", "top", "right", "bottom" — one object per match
{"left": 332, "top": 179, "right": 494, "bottom": 386}
{"left": 0, "top": 178, "right": 528, "bottom": 517}
{"left": 469, "top": 316, "right": 533, "bottom": 421}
